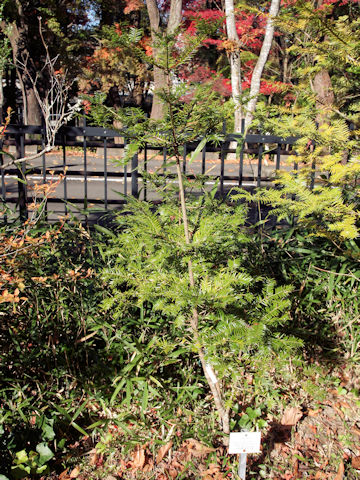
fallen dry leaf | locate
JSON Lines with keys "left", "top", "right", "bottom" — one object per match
{"left": 70, "top": 467, "right": 80, "bottom": 479}
{"left": 281, "top": 407, "right": 303, "bottom": 426}
{"left": 132, "top": 448, "right": 146, "bottom": 470}
{"left": 308, "top": 425, "right": 317, "bottom": 434}
{"left": 156, "top": 440, "right": 173, "bottom": 464}
{"left": 332, "top": 404, "right": 345, "bottom": 419}
{"left": 59, "top": 469, "right": 69, "bottom": 480}
{"left": 351, "top": 425, "right": 360, "bottom": 437}
{"left": 334, "top": 460, "right": 345, "bottom": 480}
{"left": 308, "top": 408, "right": 322, "bottom": 417}
{"left": 184, "top": 438, "right": 215, "bottom": 458}
{"left": 88, "top": 448, "right": 99, "bottom": 466}
{"left": 168, "top": 468, "right": 178, "bottom": 479}
{"left": 143, "top": 458, "right": 154, "bottom": 473}
{"left": 314, "top": 472, "right": 330, "bottom": 479}
{"left": 201, "top": 463, "right": 227, "bottom": 479}
{"left": 282, "top": 472, "right": 293, "bottom": 480}
{"left": 352, "top": 456, "right": 360, "bottom": 469}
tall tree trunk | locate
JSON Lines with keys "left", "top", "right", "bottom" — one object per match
{"left": 244, "top": 0, "right": 280, "bottom": 130}
{"left": 312, "top": 68, "right": 334, "bottom": 127}
{"left": 1, "top": 5, "right": 42, "bottom": 126}
{"left": 146, "top": 0, "right": 182, "bottom": 119}
{"left": 224, "top": 0, "right": 242, "bottom": 133}
{"left": 311, "top": 2, "right": 334, "bottom": 127}
{"left": 25, "top": 87, "right": 42, "bottom": 125}
{"left": 167, "top": 0, "right": 182, "bottom": 34}
{"left": 150, "top": 66, "right": 167, "bottom": 119}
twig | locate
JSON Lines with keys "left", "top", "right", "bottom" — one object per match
{"left": 311, "top": 265, "right": 360, "bottom": 280}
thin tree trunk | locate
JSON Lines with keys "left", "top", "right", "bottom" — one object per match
{"left": 175, "top": 157, "right": 230, "bottom": 434}
{"left": 167, "top": 0, "right": 182, "bottom": 34}
{"left": 146, "top": 0, "right": 182, "bottom": 119}
{"left": 151, "top": 65, "right": 167, "bottom": 120}
{"left": 166, "top": 70, "right": 230, "bottom": 434}
{"left": 224, "top": 0, "right": 242, "bottom": 133}
{"left": 25, "top": 87, "right": 42, "bottom": 125}
{"left": 244, "top": 0, "right": 280, "bottom": 130}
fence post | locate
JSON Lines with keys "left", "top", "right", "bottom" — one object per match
{"left": 131, "top": 152, "right": 139, "bottom": 198}
{"left": 15, "top": 130, "right": 27, "bottom": 220}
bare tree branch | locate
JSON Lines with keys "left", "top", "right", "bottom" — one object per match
{"left": 1, "top": 17, "right": 81, "bottom": 170}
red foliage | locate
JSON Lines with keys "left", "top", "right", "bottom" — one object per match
{"left": 183, "top": 7, "right": 268, "bottom": 53}
{"left": 181, "top": 65, "right": 232, "bottom": 97}
{"left": 139, "top": 36, "right": 153, "bottom": 56}
{"left": 235, "top": 12, "right": 266, "bottom": 52}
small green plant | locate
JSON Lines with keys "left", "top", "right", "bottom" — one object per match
{"left": 11, "top": 444, "right": 54, "bottom": 478}
{"left": 236, "top": 407, "right": 267, "bottom": 431}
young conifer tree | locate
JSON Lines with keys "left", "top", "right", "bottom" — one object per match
{"left": 87, "top": 30, "right": 301, "bottom": 436}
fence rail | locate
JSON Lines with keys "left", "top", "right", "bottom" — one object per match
{"left": 0, "top": 124, "right": 299, "bottom": 222}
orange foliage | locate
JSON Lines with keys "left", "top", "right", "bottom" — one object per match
{"left": 0, "top": 107, "right": 12, "bottom": 138}
{"left": 0, "top": 175, "right": 65, "bottom": 305}
{"left": 124, "top": 0, "right": 143, "bottom": 14}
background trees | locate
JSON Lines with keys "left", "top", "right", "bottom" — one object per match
{"left": 0, "top": 0, "right": 92, "bottom": 123}
{"left": 0, "top": 0, "right": 294, "bottom": 126}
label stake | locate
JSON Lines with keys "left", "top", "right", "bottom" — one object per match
{"left": 228, "top": 431, "right": 261, "bottom": 480}
{"left": 238, "top": 452, "right": 247, "bottom": 479}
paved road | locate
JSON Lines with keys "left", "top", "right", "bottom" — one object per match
{"left": 1, "top": 146, "right": 293, "bottom": 222}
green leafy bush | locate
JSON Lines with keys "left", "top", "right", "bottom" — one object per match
{"left": 249, "top": 224, "right": 360, "bottom": 364}
{"left": 0, "top": 221, "right": 109, "bottom": 476}
{"left": 100, "top": 194, "right": 302, "bottom": 433}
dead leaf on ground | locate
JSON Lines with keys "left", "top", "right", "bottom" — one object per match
{"left": 59, "top": 469, "right": 69, "bottom": 480}
{"left": 351, "top": 456, "right": 360, "bottom": 469}
{"left": 156, "top": 440, "right": 173, "bottom": 464}
{"left": 69, "top": 467, "right": 80, "bottom": 479}
{"left": 88, "top": 448, "right": 99, "bottom": 466}
{"left": 334, "top": 460, "right": 345, "bottom": 480}
{"left": 351, "top": 425, "right": 360, "bottom": 437}
{"left": 282, "top": 472, "right": 293, "bottom": 480}
{"left": 314, "top": 472, "right": 330, "bottom": 479}
{"left": 183, "top": 438, "right": 215, "bottom": 458}
{"left": 281, "top": 407, "right": 303, "bottom": 426}
{"left": 201, "top": 463, "right": 226, "bottom": 479}
{"left": 132, "top": 447, "right": 146, "bottom": 470}
{"left": 308, "top": 408, "right": 322, "bottom": 417}
{"left": 143, "top": 458, "right": 154, "bottom": 473}
{"left": 168, "top": 468, "right": 178, "bottom": 479}
{"left": 332, "top": 404, "right": 345, "bottom": 419}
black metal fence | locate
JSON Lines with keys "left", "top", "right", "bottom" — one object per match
{"left": 0, "top": 124, "right": 298, "bottom": 222}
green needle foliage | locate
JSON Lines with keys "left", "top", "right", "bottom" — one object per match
{"left": 100, "top": 194, "right": 302, "bottom": 432}
{"left": 87, "top": 30, "right": 302, "bottom": 437}
{"left": 243, "top": 115, "right": 360, "bottom": 240}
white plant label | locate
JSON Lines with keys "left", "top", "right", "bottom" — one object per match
{"left": 228, "top": 431, "right": 261, "bottom": 454}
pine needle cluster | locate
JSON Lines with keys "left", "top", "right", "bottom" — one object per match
{"left": 101, "top": 194, "right": 302, "bottom": 412}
